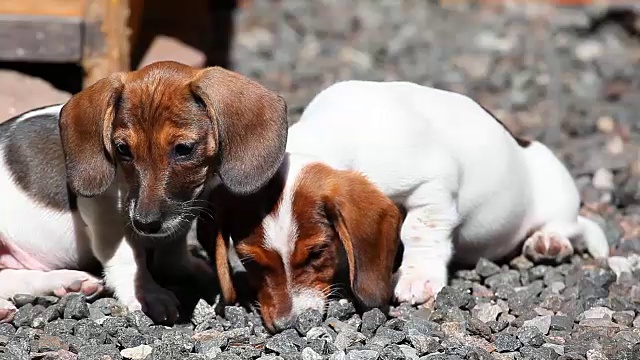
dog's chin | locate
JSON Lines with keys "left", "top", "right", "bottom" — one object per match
{"left": 130, "top": 215, "right": 195, "bottom": 239}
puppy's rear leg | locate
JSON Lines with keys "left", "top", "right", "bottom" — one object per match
{"left": 522, "top": 222, "right": 581, "bottom": 264}
{"left": 393, "top": 183, "right": 458, "bottom": 306}
{"left": 0, "top": 269, "right": 104, "bottom": 322}
{"left": 0, "top": 269, "right": 104, "bottom": 300}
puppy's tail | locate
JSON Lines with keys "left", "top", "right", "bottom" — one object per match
{"left": 577, "top": 215, "right": 610, "bottom": 259}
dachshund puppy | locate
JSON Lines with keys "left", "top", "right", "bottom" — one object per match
{"left": 0, "top": 61, "right": 288, "bottom": 324}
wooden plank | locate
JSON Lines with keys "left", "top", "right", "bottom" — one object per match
{"left": 0, "top": 0, "right": 86, "bottom": 18}
{"left": 82, "top": 0, "right": 131, "bottom": 87}
{"left": 0, "top": 14, "right": 82, "bottom": 62}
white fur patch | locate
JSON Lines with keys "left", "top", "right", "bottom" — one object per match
{"left": 0, "top": 147, "right": 83, "bottom": 271}
{"left": 13, "top": 104, "right": 64, "bottom": 124}
{"left": 291, "top": 288, "right": 325, "bottom": 314}
{"left": 262, "top": 179, "right": 298, "bottom": 279}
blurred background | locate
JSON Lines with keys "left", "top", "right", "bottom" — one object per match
{"left": 0, "top": 0, "right": 639, "bottom": 254}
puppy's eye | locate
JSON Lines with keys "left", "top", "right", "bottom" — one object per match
{"left": 174, "top": 143, "right": 195, "bottom": 159}
{"left": 115, "top": 142, "right": 132, "bottom": 160}
{"left": 306, "top": 245, "right": 326, "bottom": 265}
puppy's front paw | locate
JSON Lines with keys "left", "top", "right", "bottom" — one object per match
{"left": 122, "top": 284, "right": 179, "bottom": 325}
{"left": 0, "top": 299, "right": 17, "bottom": 323}
{"left": 523, "top": 231, "right": 574, "bottom": 264}
{"left": 392, "top": 265, "right": 447, "bottom": 306}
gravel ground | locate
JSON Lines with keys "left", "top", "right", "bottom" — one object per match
{"left": 3, "top": 1, "right": 640, "bottom": 360}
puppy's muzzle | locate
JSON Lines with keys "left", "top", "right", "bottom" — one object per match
{"left": 132, "top": 210, "right": 163, "bottom": 235}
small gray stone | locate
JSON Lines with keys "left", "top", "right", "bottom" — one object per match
{"left": 302, "top": 347, "right": 323, "bottom": 360}
{"left": 161, "top": 329, "right": 194, "bottom": 352}
{"left": 550, "top": 316, "right": 573, "bottom": 331}
{"left": 485, "top": 270, "right": 521, "bottom": 289}
{"left": 150, "top": 342, "right": 189, "bottom": 360}
{"left": 193, "top": 329, "right": 229, "bottom": 349}
{"left": 12, "top": 303, "right": 44, "bottom": 327}
{"left": 375, "top": 326, "right": 405, "bottom": 344}
{"left": 435, "top": 286, "right": 475, "bottom": 310}
{"left": 523, "top": 316, "right": 552, "bottom": 335}
{"left": 78, "top": 344, "right": 122, "bottom": 360}
{"left": 405, "top": 318, "right": 439, "bottom": 336}
{"left": 36, "top": 334, "right": 69, "bottom": 352}
{"left": 116, "top": 328, "right": 146, "bottom": 349}
{"left": 476, "top": 258, "right": 501, "bottom": 278}
{"left": 224, "top": 306, "right": 248, "bottom": 329}
{"left": 493, "top": 333, "right": 521, "bottom": 352}
{"left": 346, "top": 349, "right": 379, "bottom": 360}
{"left": 334, "top": 328, "right": 367, "bottom": 351}
{"left": 126, "top": 310, "right": 154, "bottom": 329}
{"left": 408, "top": 334, "right": 443, "bottom": 356}
{"left": 102, "top": 316, "right": 130, "bottom": 336}
{"left": 74, "top": 318, "right": 106, "bottom": 342}
{"left": 12, "top": 294, "right": 36, "bottom": 307}
{"left": 361, "top": 308, "right": 387, "bottom": 336}
{"left": 379, "top": 344, "right": 406, "bottom": 360}
{"left": 613, "top": 311, "right": 635, "bottom": 327}
{"left": 44, "top": 319, "right": 77, "bottom": 336}
{"left": 516, "top": 326, "right": 544, "bottom": 346}
{"left": 120, "top": 344, "right": 153, "bottom": 360}
{"left": 266, "top": 329, "right": 304, "bottom": 354}
{"left": 191, "top": 299, "right": 216, "bottom": 326}
{"left": 306, "top": 326, "right": 336, "bottom": 341}
{"left": 472, "top": 303, "right": 502, "bottom": 323}
{"left": 327, "top": 299, "right": 357, "bottom": 320}
{"left": 295, "top": 309, "right": 323, "bottom": 335}
{"left": 63, "top": 295, "right": 89, "bottom": 320}
{"left": 467, "top": 317, "right": 491, "bottom": 340}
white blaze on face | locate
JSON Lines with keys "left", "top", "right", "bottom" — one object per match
{"left": 261, "top": 161, "right": 328, "bottom": 316}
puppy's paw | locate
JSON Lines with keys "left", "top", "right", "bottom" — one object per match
{"left": 392, "top": 265, "right": 447, "bottom": 307}
{"left": 47, "top": 270, "right": 105, "bottom": 300}
{"left": 127, "top": 284, "right": 179, "bottom": 325}
{"left": 0, "top": 299, "right": 17, "bottom": 323}
{"left": 523, "top": 231, "right": 574, "bottom": 264}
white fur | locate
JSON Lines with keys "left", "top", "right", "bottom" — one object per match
{"left": 12, "top": 104, "right": 63, "bottom": 124}
{"left": 261, "top": 156, "right": 326, "bottom": 316}
{"left": 284, "top": 80, "right": 610, "bottom": 305}
{"left": 0, "top": 105, "right": 189, "bottom": 322}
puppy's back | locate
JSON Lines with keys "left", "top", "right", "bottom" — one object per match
{"left": 0, "top": 104, "right": 73, "bottom": 211}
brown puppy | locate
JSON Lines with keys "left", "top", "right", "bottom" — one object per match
{"left": 0, "top": 60, "right": 288, "bottom": 324}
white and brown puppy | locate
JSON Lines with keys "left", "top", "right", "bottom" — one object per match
{"left": 0, "top": 61, "right": 288, "bottom": 324}
{"left": 203, "top": 80, "right": 610, "bottom": 332}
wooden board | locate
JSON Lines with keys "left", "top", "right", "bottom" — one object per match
{"left": 0, "top": 0, "right": 87, "bottom": 18}
{"left": 0, "top": 14, "right": 82, "bottom": 62}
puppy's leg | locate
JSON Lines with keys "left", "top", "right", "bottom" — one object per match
{"left": 150, "top": 236, "right": 217, "bottom": 302}
{"left": 0, "top": 269, "right": 104, "bottom": 322}
{"left": 523, "top": 218, "right": 609, "bottom": 263}
{"left": 99, "top": 236, "right": 179, "bottom": 324}
{"left": 78, "top": 196, "right": 179, "bottom": 324}
{"left": 0, "top": 298, "right": 15, "bottom": 323}
{"left": 393, "top": 182, "right": 458, "bottom": 306}
{"left": 522, "top": 225, "right": 576, "bottom": 264}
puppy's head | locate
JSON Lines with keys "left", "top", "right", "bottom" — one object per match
{"left": 59, "top": 61, "right": 288, "bottom": 237}
{"left": 221, "top": 162, "right": 401, "bottom": 333}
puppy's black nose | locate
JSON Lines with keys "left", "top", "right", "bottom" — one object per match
{"left": 133, "top": 214, "right": 162, "bottom": 234}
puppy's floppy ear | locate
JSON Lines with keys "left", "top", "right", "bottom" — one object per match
{"left": 324, "top": 170, "right": 402, "bottom": 309}
{"left": 59, "top": 73, "right": 126, "bottom": 197}
{"left": 190, "top": 67, "right": 288, "bottom": 195}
